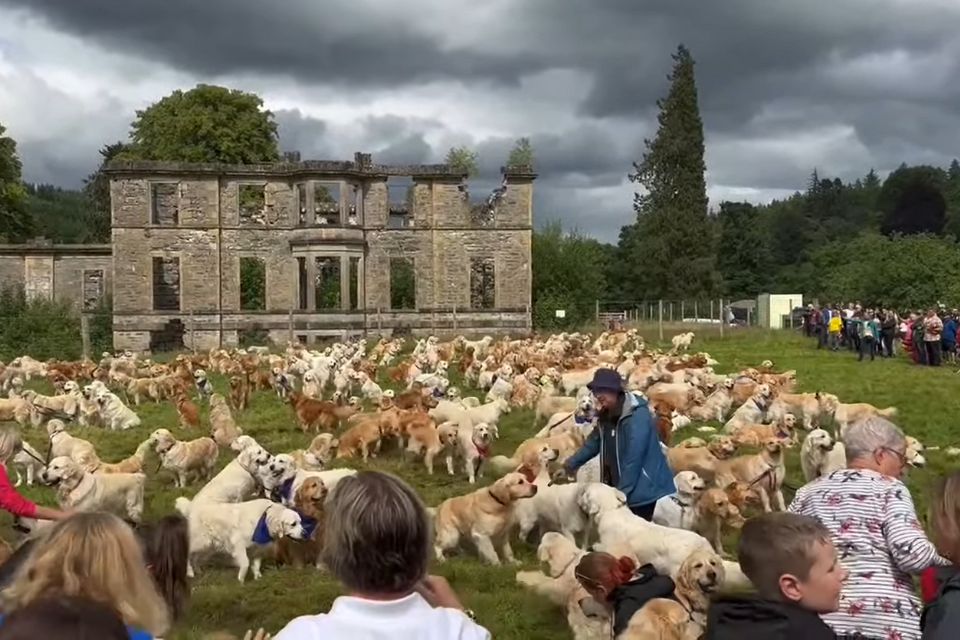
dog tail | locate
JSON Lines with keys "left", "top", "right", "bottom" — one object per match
{"left": 174, "top": 496, "right": 192, "bottom": 518}
{"left": 489, "top": 455, "right": 518, "bottom": 476}
{"left": 878, "top": 407, "right": 898, "bottom": 418}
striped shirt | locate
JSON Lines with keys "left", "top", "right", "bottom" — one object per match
{"left": 788, "top": 468, "right": 949, "bottom": 640}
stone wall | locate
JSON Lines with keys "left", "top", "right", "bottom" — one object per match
{"left": 0, "top": 246, "right": 112, "bottom": 310}
{"left": 105, "top": 156, "right": 535, "bottom": 351}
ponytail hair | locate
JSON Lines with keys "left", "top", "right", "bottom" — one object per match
{"left": 136, "top": 515, "right": 189, "bottom": 621}
{"left": 575, "top": 552, "right": 638, "bottom": 598}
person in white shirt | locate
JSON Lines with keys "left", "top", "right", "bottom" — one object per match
{"left": 274, "top": 471, "right": 490, "bottom": 640}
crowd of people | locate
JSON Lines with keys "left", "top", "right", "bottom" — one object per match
{"left": 802, "top": 303, "right": 959, "bottom": 366}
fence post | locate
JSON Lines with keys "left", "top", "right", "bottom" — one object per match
{"left": 694, "top": 301, "right": 698, "bottom": 322}
{"left": 452, "top": 304, "right": 458, "bottom": 331}
{"left": 190, "top": 311, "right": 197, "bottom": 354}
{"left": 710, "top": 300, "right": 714, "bottom": 323}
{"left": 668, "top": 302, "right": 673, "bottom": 322}
{"left": 287, "top": 309, "right": 294, "bottom": 344}
{"left": 658, "top": 299, "right": 664, "bottom": 343}
{"left": 377, "top": 307, "right": 382, "bottom": 333}
{"left": 789, "top": 298, "right": 794, "bottom": 330}
{"left": 80, "top": 314, "right": 91, "bottom": 360}
{"left": 719, "top": 298, "right": 724, "bottom": 338}
{"left": 747, "top": 307, "right": 752, "bottom": 326}
{"left": 680, "top": 301, "right": 685, "bottom": 322}
{"left": 595, "top": 299, "right": 600, "bottom": 325}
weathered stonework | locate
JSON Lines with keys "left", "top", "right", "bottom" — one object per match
{"left": 0, "top": 244, "right": 112, "bottom": 310}
{"left": 102, "top": 154, "right": 535, "bottom": 352}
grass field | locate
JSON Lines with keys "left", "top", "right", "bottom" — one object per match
{"left": 10, "top": 328, "right": 960, "bottom": 639}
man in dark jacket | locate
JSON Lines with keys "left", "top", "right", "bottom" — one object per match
{"left": 563, "top": 368, "right": 675, "bottom": 521}
{"left": 922, "top": 568, "right": 960, "bottom": 640}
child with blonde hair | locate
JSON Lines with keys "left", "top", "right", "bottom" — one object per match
{"left": 1, "top": 512, "right": 169, "bottom": 639}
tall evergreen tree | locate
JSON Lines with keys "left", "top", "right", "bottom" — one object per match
{"left": 0, "top": 123, "right": 33, "bottom": 243}
{"left": 624, "top": 44, "right": 716, "bottom": 299}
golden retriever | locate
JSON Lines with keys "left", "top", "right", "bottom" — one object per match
{"left": 275, "top": 477, "right": 326, "bottom": 569}
{"left": 619, "top": 548, "right": 724, "bottom": 640}
{"left": 714, "top": 439, "right": 786, "bottom": 513}
{"left": 210, "top": 393, "right": 243, "bottom": 448}
{"left": 149, "top": 429, "right": 219, "bottom": 488}
{"left": 695, "top": 488, "right": 744, "bottom": 555}
{"left": 434, "top": 472, "right": 537, "bottom": 565}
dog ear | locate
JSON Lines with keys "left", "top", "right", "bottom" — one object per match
{"left": 516, "top": 465, "right": 536, "bottom": 483}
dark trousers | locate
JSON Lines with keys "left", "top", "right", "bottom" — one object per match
{"left": 881, "top": 332, "right": 894, "bottom": 357}
{"left": 859, "top": 336, "right": 875, "bottom": 361}
{"left": 927, "top": 341, "right": 942, "bottom": 366}
{"left": 629, "top": 503, "right": 656, "bottom": 521}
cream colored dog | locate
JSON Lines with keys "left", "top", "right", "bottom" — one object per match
{"left": 47, "top": 419, "right": 100, "bottom": 472}
{"left": 149, "top": 428, "right": 219, "bottom": 488}
{"left": 40, "top": 456, "right": 145, "bottom": 522}
{"left": 434, "top": 472, "right": 538, "bottom": 565}
{"left": 210, "top": 394, "right": 244, "bottom": 448}
{"left": 95, "top": 390, "right": 141, "bottom": 431}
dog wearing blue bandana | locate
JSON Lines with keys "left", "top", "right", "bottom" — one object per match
{"left": 276, "top": 477, "right": 326, "bottom": 568}
{"left": 183, "top": 498, "right": 305, "bottom": 583}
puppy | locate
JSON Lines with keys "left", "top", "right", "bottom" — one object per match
{"left": 275, "top": 477, "right": 326, "bottom": 569}
{"left": 620, "top": 548, "right": 724, "bottom": 640}
{"left": 653, "top": 471, "right": 707, "bottom": 531}
{"left": 40, "top": 456, "right": 145, "bottom": 523}
{"left": 433, "top": 472, "right": 537, "bottom": 565}
{"left": 149, "top": 429, "right": 219, "bottom": 488}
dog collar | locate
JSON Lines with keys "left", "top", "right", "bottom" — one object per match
{"left": 252, "top": 510, "right": 274, "bottom": 544}
{"left": 669, "top": 495, "right": 692, "bottom": 510}
{"left": 574, "top": 413, "right": 593, "bottom": 425}
{"left": 475, "top": 443, "right": 491, "bottom": 458}
{"left": 271, "top": 477, "right": 295, "bottom": 505}
{"left": 487, "top": 489, "right": 508, "bottom": 507}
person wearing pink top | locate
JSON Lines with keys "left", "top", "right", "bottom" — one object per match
{"left": 0, "top": 427, "right": 70, "bottom": 522}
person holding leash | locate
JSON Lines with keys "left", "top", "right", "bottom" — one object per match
{"left": 563, "top": 369, "right": 674, "bottom": 521}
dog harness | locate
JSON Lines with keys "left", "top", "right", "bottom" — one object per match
{"left": 252, "top": 510, "right": 275, "bottom": 544}
{"left": 668, "top": 495, "right": 693, "bottom": 523}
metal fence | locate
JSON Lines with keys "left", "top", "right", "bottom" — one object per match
{"left": 594, "top": 299, "right": 748, "bottom": 342}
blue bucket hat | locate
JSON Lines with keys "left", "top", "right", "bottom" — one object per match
{"left": 586, "top": 368, "right": 624, "bottom": 394}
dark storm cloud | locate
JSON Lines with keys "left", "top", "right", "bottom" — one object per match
{"left": 0, "top": 0, "right": 546, "bottom": 87}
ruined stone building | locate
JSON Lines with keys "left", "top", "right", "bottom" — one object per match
{"left": 0, "top": 242, "right": 112, "bottom": 311}
{"left": 99, "top": 153, "right": 535, "bottom": 352}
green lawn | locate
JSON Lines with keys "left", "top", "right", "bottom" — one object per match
{"left": 9, "top": 329, "right": 960, "bottom": 639}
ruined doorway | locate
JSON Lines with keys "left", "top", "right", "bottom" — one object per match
{"left": 150, "top": 319, "right": 186, "bottom": 354}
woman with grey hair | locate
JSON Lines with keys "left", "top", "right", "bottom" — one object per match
{"left": 274, "top": 471, "right": 490, "bottom": 640}
{"left": 789, "top": 417, "right": 949, "bottom": 640}
{"left": 0, "top": 427, "right": 68, "bottom": 522}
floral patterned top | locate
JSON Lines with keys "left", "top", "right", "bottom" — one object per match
{"left": 789, "top": 468, "right": 949, "bottom": 640}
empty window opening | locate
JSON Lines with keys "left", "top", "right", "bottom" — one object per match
{"left": 152, "top": 257, "right": 181, "bottom": 311}
{"left": 313, "top": 183, "right": 342, "bottom": 225}
{"left": 297, "top": 257, "right": 308, "bottom": 310}
{"left": 82, "top": 269, "right": 105, "bottom": 311}
{"left": 470, "top": 257, "right": 495, "bottom": 310}
{"left": 349, "top": 257, "right": 360, "bottom": 311}
{"left": 348, "top": 184, "right": 361, "bottom": 226}
{"left": 296, "top": 183, "right": 308, "bottom": 226}
{"left": 314, "top": 257, "right": 341, "bottom": 310}
{"left": 387, "top": 177, "right": 414, "bottom": 228}
{"left": 470, "top": 177, "right": 507, "bottom": 227}
{"left": 151, "top": 183, "right": 179, "bottom": 225}
{"left": 390, "top": 258, "right": 416, "bottom": 310}
{"left": 239, "top": 184, "right": 267, "bottom": 225}
{"left": 239, "top": 257, "right": 266, "bottom": 310}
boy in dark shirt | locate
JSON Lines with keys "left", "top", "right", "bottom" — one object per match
{"left": 705, "top": 512, "right": 847, "bottom": 640}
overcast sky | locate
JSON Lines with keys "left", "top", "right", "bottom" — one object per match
{"left": 2, "top": 0, "right": 960, "bottom": 242}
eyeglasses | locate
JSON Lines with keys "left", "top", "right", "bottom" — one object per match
{"left": 880, "top": 447, "right": 908, "bottom": 467}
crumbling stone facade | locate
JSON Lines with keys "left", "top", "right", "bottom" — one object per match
{"left": 105, "top": 153, "right": 535, "bottom": 352}
{"left": 0, "top": 243, "right": 112, "bottom": 310}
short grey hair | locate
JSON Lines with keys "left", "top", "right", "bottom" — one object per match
{"left": 322, "top": 471, "right": 430, "bottom": 595}
{"left": 0, "top": 427, "right": 23, "bottom": 464}
{"left": 843, "top": 417, "right": 906, "bottom": 461}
